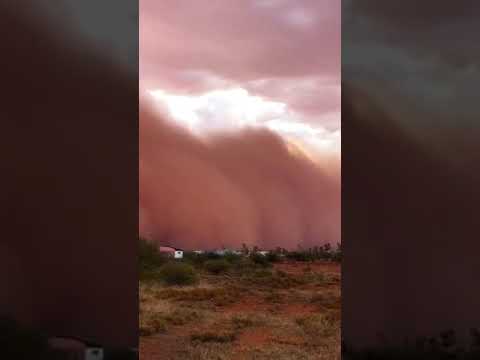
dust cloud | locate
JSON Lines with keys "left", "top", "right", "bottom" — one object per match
{"left": 139, "top": 99, "right": 340, "bottom": 250}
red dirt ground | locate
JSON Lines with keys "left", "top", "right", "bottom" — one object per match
{"left": 140, "top": 261, "right": 341, "bottom": 359}
{"left": 274, "top": 261, "right": 340, "bottom": 275}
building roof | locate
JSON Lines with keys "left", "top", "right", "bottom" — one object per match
{"left": 159, "top": 246, "right": 176, "bottom": 252}
{"left": 158, "top": 246, "right": 184, "bottom": 252}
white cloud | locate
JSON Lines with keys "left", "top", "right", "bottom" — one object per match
{"left": 147, "top": 87, "right": 340, "bottom": 155}
{"left": 148, "top": 88, "right": 286, "bottom": 131}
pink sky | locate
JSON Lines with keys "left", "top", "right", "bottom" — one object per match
{"left": 140, "top": 0, "right": 340, "bottom": 152}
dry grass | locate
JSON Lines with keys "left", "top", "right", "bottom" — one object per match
{"left": 140, "top": 261, "right": 341, "bottom": 360}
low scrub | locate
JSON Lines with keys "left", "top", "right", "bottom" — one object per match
{"left": 204, "top": 259, "right": 231, "bottom": 274}
{"left": 250, "top": 253, "right": 271, "bottom": 267}
{"left": 266, "top": 252, "right": 280, "bottom": 263}
{"left": 158, "top": 287, "right": 241, "bottom": 306}
{"left": 163, "top": 309, "right": 202, "bottom": 326}
{"left": 139, "top": 313, "right": 167, "bottom": 336}
{"left": 310, "top": 292, "right": 341, "bottom": 310}
{"left": 284, "top": 243, "right": 342, "bottom": 263}
{"left": 296, "top": 312, "right": 339, "bottom": 345}
{"left": 231, "top": 315, "right": 263, "bottom": 330}
{"left": 241, "top": 269, "right": 303, "bottom": 289}
{"left": 159, "top": 262, "right": 198, "bottom": 286}
{"left": 191, "top": 331, "right": 236, "bottom": 343}
{"left": 139, "top": 238, "right": 166, "bottom": 281}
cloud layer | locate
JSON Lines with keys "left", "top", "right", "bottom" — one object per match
{"left": 140, "top": 0, "right": 340, "bottom": 126}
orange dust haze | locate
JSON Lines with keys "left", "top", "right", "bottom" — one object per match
{"left": 139, "top": 99, "right": 340, "bottom": 250}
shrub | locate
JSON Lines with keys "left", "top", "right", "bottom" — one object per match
{"left": 139, "top": 313, "right": 167, "bottom": 336}
{"left": 231, "top": 315, "right": 258, "bottom": 330}
{"left": 309, "top": 292, "right": 341, "bottom": 310}
{"left": 286, "top": 251, "right": 310, "bottom": 262}
{"left": 163, "top": 309, "right": 202, "bottom": 326}
{"left": 206, "top": 252, "right": 222, "bottom": 260}
{"left": 159, "top": 262, "right": 197, "bottom": 286}
{"left": 224, "top": 252, "right": 242, "bottom": 264}
{"left": 157, "top": 287, "right": 240, "bottom": 306}
{"left": 241, "top": 268, "right": 301, "bottom": 289}
{"left": 296, "top": 313, "right": 339, "bottom": 341}
{"left": 139, "top": 238, "right": 166, "bottom": 281}
{"left": 266, "top": 252, "right": 280, "bottom": 263}
{"left": 204, "top": 259, "right": 231, "bottom": 274}
{"left": 250, "top": 253, "right": 270, "bottom": 267}
{"left": 230, "top": 257, "right": 257, "bottom": 273}
{"left": 183, "top": 252, "right": 208, "bottom": 267}
{"left": 329, "top": 243, "right": 342, "bottom": 262}
{"left": 191, "top": 331, "right": 236, "bottom": 343}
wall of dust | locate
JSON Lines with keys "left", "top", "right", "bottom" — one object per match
{"left": 139, "top": 101, "right": 341, "bottom": 250}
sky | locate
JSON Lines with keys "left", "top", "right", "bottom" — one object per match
{"left": 139, "top": 0, "right": 341, "bottom": 249}
{"left": 140, "top": 0, "right": 341, "bottom": 155}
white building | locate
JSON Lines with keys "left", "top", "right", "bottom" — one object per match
{"left": 159, "top": 246, "right": 183, "bottom": 259}
{"left": 214, "top": 249, "right": 227, "bottom": 256}
{"left": 214, "top": 248, "right": 242, "bottom": 256}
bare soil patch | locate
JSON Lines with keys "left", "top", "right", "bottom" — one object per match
{"left": 140, "top": 260, "right": 340, "bottom": 360}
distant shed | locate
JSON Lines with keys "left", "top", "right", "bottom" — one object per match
{"left": 158, "top": 246, "right": 183, "bottom": 259}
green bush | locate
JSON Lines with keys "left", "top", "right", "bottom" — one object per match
{"left": 332, "top": 243, "right": 342, "bottom": 262}
{"left": 251, "top": 253, "right": 271, "bottom": 267}
{"left": 224, "top": 252, "right": 242, "bottom": 264}
{"left": 229, "top": 257, "right": 257, "bottom": 274}
{"left": 139, "top": 238, "right": 166, "bottom": 281}
{"left": 266, "top": 252, "right": 280, "bottom": 263}
{"left": 204, "top": 259, "right": 231, "bottom": 274}
{"left": 206, "top": 252, "right": 222, "bottom": 260}
{"left": 279, "top": 243, "right": 342, "bottom": 262}
{"left": 183, "top": 252, "right": 210, "bottom": 267}
{"left": 159, "top": 262, "right": 197, "bottom": 286}
{"left": 285, "top": 251, "right": 310, "bottom": 262}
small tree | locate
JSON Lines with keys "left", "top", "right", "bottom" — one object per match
{"left": 332, "top": 243, "right": 342, "bottom": 262}
{"left": 241, "top": 243, "right": 249, "bottom": 256}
